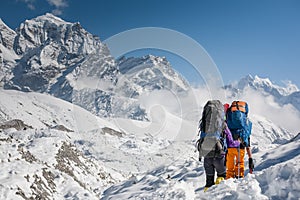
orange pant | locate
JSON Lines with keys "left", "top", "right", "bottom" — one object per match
{"left": 226, "top": 148, "right": 245, "bottom": 179}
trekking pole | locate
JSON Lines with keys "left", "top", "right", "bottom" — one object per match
{"left": 237, "top": 147, "right": 240, "bottom": 178}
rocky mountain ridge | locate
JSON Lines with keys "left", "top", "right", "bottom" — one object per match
{"left": 225, "top": 74, "right": 300, "bottom": 112}
{"left": 0, "top": 13, "right": 189, "bottom": 120}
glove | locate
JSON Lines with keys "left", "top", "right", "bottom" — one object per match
{"left": 249, "top": 158, "right": 254, "bottom": 173}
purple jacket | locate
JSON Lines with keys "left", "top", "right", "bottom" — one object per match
{"left": 224, "top": 124, "right": 240, "bottom": 148}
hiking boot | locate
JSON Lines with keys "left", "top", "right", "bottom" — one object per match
{"left": 215, "top": 177, "right": 224, "bottom": 184}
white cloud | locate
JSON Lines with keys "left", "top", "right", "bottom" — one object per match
{"left": 27, "top": 3, "right": 35, "bottom": 10}
{"left": 46, "top": 0, "right": 68, "bottom": 8}
{"left": 227, "top": 87, "right": 300, "bottom": 134}
{"left": 155, "top": 86, "right": 300, "bottom": 134}
{"left": 52, "top": 8, "right": 63, "bottom": 16}
{"left": 135, "top": 83, "right": 300, "bottom": 137}
{"left": 18, "top": 0, "right": 68, "bottom": 15}
{"left": 183, "top": 84, "right": 300, "bottom": 134}
{"left": 46, "top": 0, "right": 68, "bottom": 15}
{"left": 17, "top": 0, "right": 36, "bottom": 10}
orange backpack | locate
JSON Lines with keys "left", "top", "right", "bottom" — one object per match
{"left": 230, "top": 101, "right": 248, "bottom": 114}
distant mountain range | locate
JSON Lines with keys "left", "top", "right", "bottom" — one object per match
{"left": 0, "top": 13, "right": 189, "bottom": 120}
{"left": 1, "top": 14, "right": 299, "bottom": 120}
{"left": 225, "top": 75, "right": 300, "bottom": 111}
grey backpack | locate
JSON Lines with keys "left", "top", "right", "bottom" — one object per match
{"left": 197, "top": 100, "right": 226, "bottom": 159}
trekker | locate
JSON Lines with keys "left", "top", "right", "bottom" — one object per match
{"left": 226, "top": 101, "right": 254, "bottom": 179}
{"left": 226, "top": 138, "right": 254, "bottom": 178}
{"left": 197, "top": 100, "right": 240, "bottom": 192}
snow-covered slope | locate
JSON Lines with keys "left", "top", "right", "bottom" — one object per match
{"left": 101, "top": 128, "right": 300, "bottom": 200}
{"left": 0, "top": 89, "right": 124, "bottom": 199}
{"left": 0, "top": 89, "right": 195, "bottom": 199}
{"left": 1, "top": 88, "right": 299, "bottom": 199}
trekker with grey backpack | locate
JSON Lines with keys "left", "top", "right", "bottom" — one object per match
{"left": 196, "top": 100, "right": 240, "bottom": 192}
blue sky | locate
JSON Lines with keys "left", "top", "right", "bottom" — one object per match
{"left": 1, "top": 0, "right": 300, "bottom": 87}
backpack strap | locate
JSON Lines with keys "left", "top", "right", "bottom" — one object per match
{"left": 236, "top": 101, "right": 240, "bottom": 110}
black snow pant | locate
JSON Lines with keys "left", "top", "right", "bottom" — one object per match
{"left": 204, "top": 155, "right": 226, "bottom": 187}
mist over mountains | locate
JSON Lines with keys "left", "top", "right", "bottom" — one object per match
{"left": 1, "top": 14, "right": 299, "bottom": 123}
{"left": 225, "top": 74, "right": 299, "bottom": 110}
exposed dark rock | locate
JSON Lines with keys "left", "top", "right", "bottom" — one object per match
{"left": 51, "top": 124, "right": 74, "bottom": 132}
{"left": 0, "top": 119, "right": 33, "bottom": 131}
{"left": 102, "top": 127, "right": 124, "bottom": 137}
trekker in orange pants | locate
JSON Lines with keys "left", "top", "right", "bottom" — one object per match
{"left": 226, "top": 141, "right": 253, "bottom": 179}
{"left": 226, "top": 147, "right": 245, "bottom": 178}
{"left": 224, "top": 102, "right": 254, "bottom": 179}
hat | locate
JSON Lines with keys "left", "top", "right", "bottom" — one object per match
{"left": 224, "top": 103, "right": 230, "bottom": 113}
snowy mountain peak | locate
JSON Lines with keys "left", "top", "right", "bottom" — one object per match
{"left": 34, "top": 13, "right": 70, "bottom": 25}
{"left": 1, "top": 14, "right": 120, "bottom": 118}
{"left": 118, "top": 55, "right": 169, "bottom": 73}
{"left": 15, "top": 12, "right": 101, "bottom": 56}
{"left": 0, "top": 18, "right": 11, "bottom": 31}
{"left": 0, "top": 18, "right": 17, "bottom": 51}
{"left": 117, "top": 54, "right": 189, "bottom": 92}
{"left": 281, "top": 80, "right": 299, "bottom": 94}
{"left": 225, "top": 74, "right": 300, "bottom": 118}
{"left": 253, "top": 75, "right": 273, "bottom": 86}
{"left": 146, "top": 54, "right": 168, "bottom": 65}
{"left": 237, "top": 74, "right": 273, "bottom": 89}
{"left": 234, "top": 74, "right": 299, "bottom": 96}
